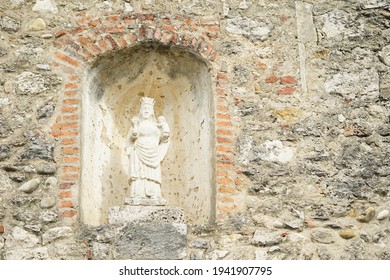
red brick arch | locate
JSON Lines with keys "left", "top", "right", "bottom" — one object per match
{"left": 51, "top": 13, "right": 239, "bottom": 224}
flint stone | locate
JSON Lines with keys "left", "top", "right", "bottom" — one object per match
{"left": 36, "top": 163, "right": 56, "bottom": 174}
{"left": 0, "top": 46, "right": 7, "bottom": 56}
{"left": 37, "top": 102, "right": 55, "bottom": 119}
{"left": 32, "top": 0, "right": 58, "bottom": 13}
{"left": 253, "top": 140, "right": 294, "bottom": 163}
{"left": 190, "top": 238, "right": 210, "bottom": 249}
{"left": 0, "top": 205, "right": 5, "bottom": 219}
{"left": 42, "top": 227, "right": 73, "bottom": 245}
{"left": 376, "top": 210, "right": 389, "bottom": 220}
{"left": 36, "top": 64, "right": 52, "bottom": 71}
{"left": 311, "top": 229, "right": 335, "bottom": 244}
{"left": 357, "top": 207, "right": 376, "bottom": 223}
{"left": 20, "top": 139, "right": 54, "bottom": 161}
{"left": 339, "top": 230, "right": 356, "bottom": 239}
{"left": 92, "top": 242, "right": 110, "bottom": 260}
{"left": 0, "top": 16, "right": 21, "bottom": 33}
{"left": 324, "top": 69, "right": 379, "bottom": 100}
{"left": 0, "top": 170, "right": 13, "bottom": 193}
{"left": 24, "top": 224, "right": 42, "bottom": 233}
{"left": 40, "top": 195, "right": 56, "bottom": 208}
{"left": 255, "top": 249, "right": 268, "bottom": 260}
{"left": 226, "top": 17, "right": 270, "bottom": 41}
{"left": 13, "top": 211, "right": 35, "bottom": 222}
{"left": 108, "top": 206, "right": 185, "bottom": 224}
{"left": 18, "top": 178, "right": 40, "bottom": 193}
{"left": 252, "top": 229, "right": 285, "bottom": 246}
{"left": 285, "top": 219, "right": 304, "bottom": 230}
{"left": 359, "top": 0, "right": 388, "bottom": 9}
{"left": 11, "top": 194, "right": 36, "bottom": 207}
{"left": 318, "top": 9, "right": 363, "bottom": 39}
{"left": 379, "top": 45, "right": 390, "bottom": 66}
{"left": 28, "top": 18, "right": 46, "bottom": 31}
{"left": 39, "top": 210, "right": 58, "bottom": 223}
{"left": 0, "top": 145, "right": 11, "bottom": 160}
{"left": 14, "top": 72, "right": 62, "bottom": 95}
{"left": 45, "top": 177, "right": 58, "bottom": 188}
{"left": 114, "top": 223, "right": 187, "bottom": 260}
{"left": 210, "top": 250, "right": 229, "bottom": 260}
{"left": 5, "top": 247, "right": 49, "bottom": 260}
{"left": 4, "top": 226, "right": 39, "bottom": 248}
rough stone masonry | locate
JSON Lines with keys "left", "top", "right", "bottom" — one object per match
{"left": 0, "top": 0, "right": 389, "bottom": 260}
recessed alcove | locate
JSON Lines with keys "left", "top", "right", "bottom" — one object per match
{"left": 80, "top": 43, "right": 215, "bottom": 225}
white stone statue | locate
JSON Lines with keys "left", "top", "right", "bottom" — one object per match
{"left": 125, "top": 97, "right": 170, "bottom": 206}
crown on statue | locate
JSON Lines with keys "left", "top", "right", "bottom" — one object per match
{"left": 140, "top": 97, "right": 155, "bottom": 106}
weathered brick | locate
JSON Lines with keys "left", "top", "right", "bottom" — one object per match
{"left": 217, "top": 72, "right": 229, "bottom": 80}
{"left": 218, "top": 186, "right": 235, "bottom": 194}
{"left": 217, "top": 129, "right": 233, "bottom": 136}
{"left": 88, "top": 19, "right": 101, "bottom": 28}
{"left": 59, "top": 182, "right": 75, "bottom": 189}
{"left": 161, "top": 32, "right": 173, "bottom": 44}
{"left": 71, "top": 26, "right": 87, "bottom": 35}
{"left": 217, "top": 197, "right": 234, "bottom": 203}
{"left": 59, "top": 200, "right": 74, "bottom": 208}
{"left": 62, "top": 166, "right": 80, "bottom": 173}
{"left": 54, "top": 130, "right": 79, "bottom": 137}
{"left": 105, "top": 34, "right": 119, "bottom": 50}
{"left": 61, "top": 106, "right": 78, "bottom": 113}
{"left": 216, "top": 145, "right": 233, "bottom": 153}
{"left": 162, "top": 24, "right": 176, "bottom": 31}
{"left": 62, "top": 210, "right": 77, "bottom": 218}
{"left": 280, "top": 76, "right": 298, "bottom": 85}
{"left": 216, "top": 105, "right": 228, "bottom": 112}
{"left": 217, "top": 154, "right": 233, "bottom": 162}
{"left": 59, "top": 191, "right": 72, "bottom": 199}
{"left": 63, "top": 157, "right": 79, "bottom": 163}
{"left": 277, "top": 87, "right": 296, "bottom": 95}
{"left": 55, "top": 52, "right": 80, "bottom": 67}
{"left": 217, "top": 177, "right": 234, "bottom": 185}
{"left": 55, "top": 30, "right": 68, "bottom": 38}
{"left": 63, "top": 114, "right": 80, "bottom": 121}
{"left": 210, "top": 51, "right": 219, "bottom": 62}
{"left": 216, "top": 121, "right": 232, "bottom": 127}
{"left": 217, "top": 113, "right": 231, "bottom": 120}
{"left": 65, "top": 83, "right": 78, "bottom": 89}
{"left": 64, "top": 91, "right": 79, "bottom": 97}
{"left": 77, "top": 36, "right": 102, "bottom": 54}
{"left": 257, "top": 62, "right": 267, "bottom": 70}
{"left": 62, "top": 146, "right": 79, "bottom": 154}
{"left": 202, "top": 43, "right": 214, "bottom": 57}
{"left": 63, "top": 99, "right": 80, "bottom": 105}
{"left": 217, "top": 205, "right": 237, "bottom": 213}
{"left": 61, "top": 138, "right": 76, "bottom": 145}
{"left": 154, "top": 28, "right": 162, "bottom": 41}
{"left": 216, "top": 88, "right": 226, "bottom": 95}
{"left": 98, "top": 38, "right": 110, "bottom": 51}
{"left": 0, "top": 224, "right": 4, "bottom": 233}
{"left": 61, "top": 174, "right": 79, "bottom": 181}
{"left": 266, "top": 75, "right": 278, "bottom": 83}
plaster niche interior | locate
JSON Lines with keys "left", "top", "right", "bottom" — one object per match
{"left": 80, "top": 43, "right": 215, "bottom": 225}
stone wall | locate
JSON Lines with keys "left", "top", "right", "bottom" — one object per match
{"left": 0, "top": 0, "right": 389, "bottom": 260}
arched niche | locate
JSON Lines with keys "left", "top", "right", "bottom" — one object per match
{"left": 80, "top": 43, "right": 215, "bottom": 225}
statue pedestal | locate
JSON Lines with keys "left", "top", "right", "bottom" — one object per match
{"left": 107, "top": 205, "right": 187, "bottom": 259}
{"left": 108, "top": 205, "right": 185, "bottom": 224}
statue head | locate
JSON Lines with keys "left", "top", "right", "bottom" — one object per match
{"left": 139, "top": 97, "right": 155, "bottom": 120}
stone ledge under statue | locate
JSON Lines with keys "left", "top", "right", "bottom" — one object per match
{"left": 107, "top": 205, "right": 187, "bottom": 260}
{"left": 108, "top": 205, "right": 185, "bottom": 224}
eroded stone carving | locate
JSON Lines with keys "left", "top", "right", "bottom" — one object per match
{"left": 125, "top": 97, "right": 170, "bottom": 206}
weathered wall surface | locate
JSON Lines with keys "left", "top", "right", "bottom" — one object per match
{"left": 0, "top": 0, "right": 389, "bottom": 260}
